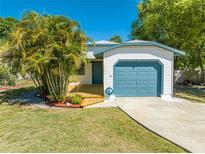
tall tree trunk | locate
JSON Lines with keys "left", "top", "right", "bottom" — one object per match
{"left": 199, "top": 64, "right": 205, "bottom": 83}
{"left": 196, "top": 48, "right": 205, "bottom": 83}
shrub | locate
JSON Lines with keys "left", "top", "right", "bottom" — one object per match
{"left": 0, "top": 63, "right": 16, "bottom": 86}
{"left": 71, "top": 94, "right": 82, "bottom": 105}
{"left": 7, "top": 80, "right": 15, "bottom": 86}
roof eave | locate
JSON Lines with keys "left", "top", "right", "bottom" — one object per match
{"left": 87, "top": 44, "right": 119, "bottom": 47}
{"left": 152, "top": 42, "right": 186, "bottom": 56}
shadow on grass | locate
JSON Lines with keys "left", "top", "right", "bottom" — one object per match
{"left": 175, "top": 85, "right": 205, "bottom": 96}
{"left": 0, "top": 86, "right": 44, "bottom": 105}
{"left": 175, "top": 85, "right": 205, "bottom": 103}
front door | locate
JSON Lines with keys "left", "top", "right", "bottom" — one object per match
{"left": 92, "top": 61, "right": 103, "bottom": 84}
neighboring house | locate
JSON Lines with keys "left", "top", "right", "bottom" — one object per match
{"left": 71, "top": 40, "right": 185, "bottom": 101}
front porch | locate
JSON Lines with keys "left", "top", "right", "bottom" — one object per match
{"left": 67, "top": 84, "right": 104, "bottom": 107}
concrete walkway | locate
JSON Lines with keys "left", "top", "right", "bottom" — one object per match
{"left": 116, "top": 97, "right": 205, "bottom": 153}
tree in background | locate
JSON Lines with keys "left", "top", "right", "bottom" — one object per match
{"left": 130, "top": 0, "right": 205, "bottom": 83}
{"left": 1, "top": 11, "right": 88, "bottom": 102}
{"left": 0, "top": 17, "right": 18, "bottom": 40}
{"left": 0, "top": 63, "right": 15, "bottom": 86}
{"left": 0, "top": 17, "right": 18, "bottom": 85}
{"left": 109, "top": 35, "right": 122, "bottom": 43}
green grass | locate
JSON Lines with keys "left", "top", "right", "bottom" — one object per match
{"left": 0, "top": 105, "right": 185, "bottom": 153}
{"left": 0, "top": 86, "right": 36, "bottom": 100}
{"left": 175, "top": 85, "right": 205, "bottom": 103}
{"left": 15, "top": 79, "right": 34, "bottom": 86}
{"left": 0, "top": 79, "right": 36, "bottom": 102}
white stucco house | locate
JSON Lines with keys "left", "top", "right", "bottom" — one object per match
{"left": 71, "top": 40, "right": 185, "bottom": 101}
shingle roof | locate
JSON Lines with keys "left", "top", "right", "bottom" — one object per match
{"left": 86, "top": 40, "right": 119, "bottom": 47}
{"left": 126, "top": 39, "right": 149, "bottom": 43}
{"left": 94, "top": 40, "right": 119, "bottom": 44}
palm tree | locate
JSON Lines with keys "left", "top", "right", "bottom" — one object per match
{"left": 1, "top": 11, "right": 88, "bottom": 102}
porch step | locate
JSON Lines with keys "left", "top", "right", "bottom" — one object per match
{"left": 67, "top": 84, "right": 104, "bottom": 98}
{"left": 81, "top": 97, "right": 104, "bottom": 107}
{"left": 67, "top": 92, "right": 104, "bottom": 98}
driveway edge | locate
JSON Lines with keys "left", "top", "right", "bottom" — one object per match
{"left": 117, "top": 106, "right": 191, "bottom": 153}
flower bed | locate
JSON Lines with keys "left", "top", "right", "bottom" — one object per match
{"left": 46, "top": 102, "right": 81, "bottom": 108}
{"left": 45, "top": 94, "right": 82, "bottom": 108}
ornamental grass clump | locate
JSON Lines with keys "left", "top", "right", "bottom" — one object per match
{"left": 71, "top": 94, "right": 82, "bottom": 105}
{"left": 1, "top": 11, "right": 88, "bottom": 102}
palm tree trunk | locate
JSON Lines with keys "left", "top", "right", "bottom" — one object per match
{"left": 45, "top": 70, "right": 58, "bottom": 101}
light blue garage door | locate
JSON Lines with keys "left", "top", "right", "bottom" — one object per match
{"left": 114, "top": 61, "right": 162, "bottom": 97}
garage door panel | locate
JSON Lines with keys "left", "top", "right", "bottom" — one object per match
{"left": 114, "top": 61, "right": 162, "bottom": 97}
{"left": 115, "top": 80, "right": 127, "bottom": 87}
{"left": 147, "top": 89, "right": 157, "bottom": 94}
{"left": 127, "top": 80, "right": 137, "bottom": 87}
{"left": 117, "top": 89, "right": 127, "bottom": 96}
{"left": 148, "top": 80, "right": 157, "bottom": 85}
{"left": 147, "top": 87, "right": 157, "bottom": 91}
{"left": 127, "top": 89, "right": 137, "bottom": 96}
{"left": 137, "top": 72, "right": 148, "bottom": 77}
{"left": 137, "top": 90, "right": 147, "bottom": 95}
{"left": 128, "top": 71, "right": 137, "bottom": 77}
{"left": 116, "top": 71, "right": 127, "bottom": 77}
{"left": 136, "top": 80, "right": 148, "bottom": 86}
{"left": 149, "top": 72, "right": 157, "bottom": 76}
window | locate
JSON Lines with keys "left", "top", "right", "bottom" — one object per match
{"left": 76, "top": 64, "right": 85, "bottom": 75}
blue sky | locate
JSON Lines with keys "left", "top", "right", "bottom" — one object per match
{"left": 0, "top": 0, "right": 139, "bottom": 41}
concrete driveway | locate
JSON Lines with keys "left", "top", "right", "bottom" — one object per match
{"left": 116, "top": 97, "right": 205, "bottom": 152}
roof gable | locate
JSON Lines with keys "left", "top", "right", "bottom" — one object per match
{"left": 94, "top": 40, "right": 185, "bottom": 56}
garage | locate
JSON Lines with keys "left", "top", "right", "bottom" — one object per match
{"left": 92, "top": 39, "right": 185, "bottom": 100}
{"left": 113, "top": 60, "right": 162, "bottom": 97}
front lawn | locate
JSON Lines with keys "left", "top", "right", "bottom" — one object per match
{"left": 175, "top": 85, "right": 205, "bottom": 103}
{"left": 0, "top": 105, "right": 185, "bottom": 152}
{"left": 0, "top": 86, "right": 36, "bottom": 101}
{"left": 0, "top": 79, "right": 35, "bottom": 101}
